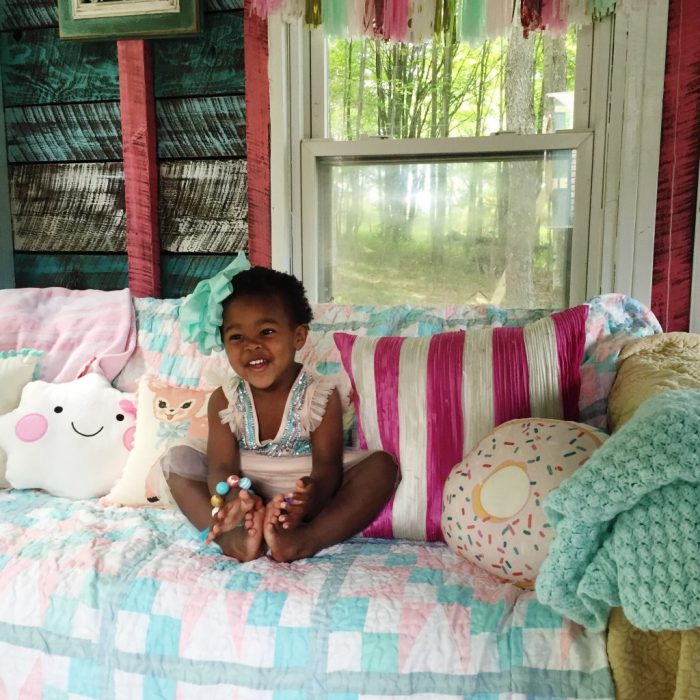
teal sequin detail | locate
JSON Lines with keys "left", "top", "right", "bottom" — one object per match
{"left": 235, "top": 371, "right": 312, "bottom": 457}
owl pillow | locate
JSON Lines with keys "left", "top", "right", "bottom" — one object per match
{"left": 104, "top": 376, "right": 210, "bottom": 508}
{"left": 0, "top": 373, "right": 136, "bottom": 499}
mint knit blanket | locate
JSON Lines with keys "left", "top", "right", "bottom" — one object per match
{"left": 536, "top": 389, "right": 700, "bottom": 632}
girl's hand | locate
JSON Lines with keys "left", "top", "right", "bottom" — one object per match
{"left": 272, "top": 477, "right": 314, "bottom": 530}
{"left": 206, "top": 489, "right": 263, "bottom": 543}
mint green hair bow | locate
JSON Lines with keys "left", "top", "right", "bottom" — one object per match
{"left": 179, "top": 252, "right": 251, "bottom": 355}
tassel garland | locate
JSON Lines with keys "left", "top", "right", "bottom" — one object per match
{"left": 252, "top": 0, "right": 619, "bottom": 43}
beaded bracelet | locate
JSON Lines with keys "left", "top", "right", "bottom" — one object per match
{"left": 209, "top": 474, "right": 252, "bottom": 517}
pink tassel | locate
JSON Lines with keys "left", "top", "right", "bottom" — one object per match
{"left": 383, "top": 0, "right": 410, "bottom": 41}
{"left": 521, "top": 0, "right": 543, "bottom": 36}
{"left": 541, "top": 0, "right": 568, "bottom": 35}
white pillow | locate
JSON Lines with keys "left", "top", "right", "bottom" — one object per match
{"left": 0, "top": 373, "right": 136, "bottom": 499}
{"left": 0, "top": 350, "right": 42, "bottom": 487}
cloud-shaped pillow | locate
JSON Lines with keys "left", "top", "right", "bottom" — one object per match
{"left": 0, "top": 373, "right": 136, "bottom": 499}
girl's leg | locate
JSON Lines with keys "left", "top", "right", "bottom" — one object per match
{"left": 165, "top": 447, "right": 265, "bottom": 562}
{"left": 264, "top": 451, "right": 398, "bottom": 562}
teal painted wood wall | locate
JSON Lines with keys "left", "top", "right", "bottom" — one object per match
{"left": 0, "top": 0, "right": 246, "bottom": 296}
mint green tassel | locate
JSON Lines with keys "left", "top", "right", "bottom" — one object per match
{"left": 323, "top": 0, "right": 347, "bottom": 36}
{"left": 590, "top": 0, "right": 616, "bottom": 19}
{"left": 460, "top": 0, "right": 486, "bottom": 44}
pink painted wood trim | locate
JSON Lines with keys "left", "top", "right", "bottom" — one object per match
{"left": 652, "top": 0, "right": 700, "bottom": 331}
{"left": 117, "top": 40, "right": 161, "bottom": 298}
{"left": 244, "top": 0, "right": 272, "bottom": 268}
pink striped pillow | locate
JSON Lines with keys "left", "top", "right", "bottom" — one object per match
{"left": 333, "top": 305, "right": 588, "bottom": 542}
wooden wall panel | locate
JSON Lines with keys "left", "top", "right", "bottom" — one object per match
{"left": 6, "top": 102, "right": 122, "bottom": 163}
{"left": 14, "top": 253, "right": 128, "bottom": 289}
{"left": 157, "top": 95, "right": 246, "bottom": 159}
{"left": 160, "top": 160, "right": 247, "bottom": 252}
{"left": 154, "top": 12, "right": 244, "bottom": 98}
{"left": 2, "top": 2, "right": 249, "bottom": 293}
{"left": 0, "top": 58, "right": 15, "bottom": 287}
{"left": 161, "top": 254, "right": 241, "bottom": 297}
{"left": 0, "top": 1, "right": 57, "bottom": 30}
{"left": 0, "top": 28, "right": 119, "bottom": 107}
{"left": 205, "top": 0, "right": 244, "bottom": 10}
{"left": 11, "top": 163, "right": 126, "bottom": 252}
{"left": 154, "top": 7, "right": 248, "bottom": 288}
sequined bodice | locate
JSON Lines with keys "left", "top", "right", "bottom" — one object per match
{"left": 233, "top": 370, "right": 312, "bottom": 457}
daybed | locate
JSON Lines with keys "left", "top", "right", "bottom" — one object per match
{"left": 0, "top": 288, "right": 663, "bottom": 699}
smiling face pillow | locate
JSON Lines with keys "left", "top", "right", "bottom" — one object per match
{"left": 0, "top": 373, "right": 136, "bottom": 499}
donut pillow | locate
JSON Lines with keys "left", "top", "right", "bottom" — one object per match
{"left": 441, "top": 418, "right": 607, "bottom": 587}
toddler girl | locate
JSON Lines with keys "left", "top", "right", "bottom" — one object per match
{"left": 168, "top": 265, "right": 398, "bottom": 562}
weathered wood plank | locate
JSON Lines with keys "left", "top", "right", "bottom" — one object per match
{"left": 160, "top": 159, "right": 248, "bottom": 252}
{"left": 6, "top": 102, "right": 122, "bottom": 163}
{"left": 118, "top": 40, "right": 160, "bottom": 298}
{"left": 156, "top": 95, "right": 245, "bottom": 159}
{"left": 161, "top": 253, "right": 246, "bottom": 298}
{"left": 0, "top": 27, "right": 119, "bottom": 107}
{"left": 10, "top": 162, "right": 126, "bottom": 252}
{"left": 244, "top": 0, "right": 271, "bottom": 267}
{"left": 154, "top": 12, "right": 244, "bottom": 98}
{"left": 0, "top": 0, "right": 57, "bottom": 31}
{"left": 0, "top": 64, "right": 15, "bottom": 287}
{"left": 14, "top": 253, "right": 128, "bottom": 290}
{"left": 205, "top": 0, "right": 244, "bottom": 11}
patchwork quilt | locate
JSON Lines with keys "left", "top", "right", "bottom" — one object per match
{"left": 0, "top": 490, "right": 613, "bottom": 699}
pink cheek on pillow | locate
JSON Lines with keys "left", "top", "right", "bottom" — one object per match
{"left": 15, "top": 413, "right": 48, "bottom": 442}
{"left": 123, "top": 425, "right": 136, "bottom": 451}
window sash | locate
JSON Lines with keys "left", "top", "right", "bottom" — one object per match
{"left": 301, "top": 132, "right": 594, "bottom": 304}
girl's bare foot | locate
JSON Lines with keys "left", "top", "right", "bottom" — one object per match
{"left": 216, "top": 505, "right": 265, "bottom": 562}
{"left": 264, "top": 501, "right": 319, "bottom": 562}
{"left": 205, "top": 490, "right": 265, "bottom": 561}
{"left": 207, "top": 490, "right": 259, "bottom": 541}
{"left": 267, "top": 477, "right": 315, "bottom": 530}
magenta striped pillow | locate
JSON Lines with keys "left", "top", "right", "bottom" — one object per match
{"left": 333, "top": 305, "right": 588, "bottom": 542}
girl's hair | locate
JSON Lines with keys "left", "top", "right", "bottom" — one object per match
{"left": 221, "top": 266, "right": 313, "bottom": 327}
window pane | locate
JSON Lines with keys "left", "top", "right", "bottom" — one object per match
{"left": 327, "top": 27, "right": 577, "bottom": 139}
{"left": 317, "top": 152, "right": 574, "bottom": 309}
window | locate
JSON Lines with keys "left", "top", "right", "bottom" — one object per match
{"left": 268, "top": 3, "right": 668, "bottom": 309}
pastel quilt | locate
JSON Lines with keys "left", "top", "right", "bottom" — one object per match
{"left": 0, "top": 491, "right": 613, "bottom": 699}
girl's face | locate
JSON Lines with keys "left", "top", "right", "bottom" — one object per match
{"left": 221, "top": 294, "right": 308, "bottom": 392}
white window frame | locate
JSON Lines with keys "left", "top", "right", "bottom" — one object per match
{"left": 268, "top": 1, "right": 669, "bottom": 307}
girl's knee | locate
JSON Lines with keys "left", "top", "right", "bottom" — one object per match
{"left": 373, "top": 450, "right": 399, "bottom": 485}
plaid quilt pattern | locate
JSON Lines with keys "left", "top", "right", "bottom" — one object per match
{"left": 0, "top": 490, "right": 614, "bottom": 699}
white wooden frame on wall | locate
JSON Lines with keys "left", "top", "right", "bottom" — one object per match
{"left": 0, "top": 64, "right": 15, "bottom": 288}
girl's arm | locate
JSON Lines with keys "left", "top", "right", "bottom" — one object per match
{"left": 304, "top": 388, "right": 345, "bottom": 518}
{"left": 206, "top": 387, "right": 242, "bottom": 495}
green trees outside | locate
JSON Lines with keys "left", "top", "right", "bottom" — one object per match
{"left": 325, "top": 24, "right": 577, "bottom": 307}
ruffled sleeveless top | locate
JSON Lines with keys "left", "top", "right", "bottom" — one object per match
{"left": 219, "top": 368, "right": 336, "bottom": 457}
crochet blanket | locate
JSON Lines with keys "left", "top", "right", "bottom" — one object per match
{"left": 536, "top": 389, "right": 700, "bottom": 632}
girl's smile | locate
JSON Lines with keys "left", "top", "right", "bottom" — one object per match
{"left": 222, "top": 294, "right": 308, "bottom": 392}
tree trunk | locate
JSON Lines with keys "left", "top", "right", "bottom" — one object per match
{"left": 503, "top": 19, "right": 539, "bottom": 306}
